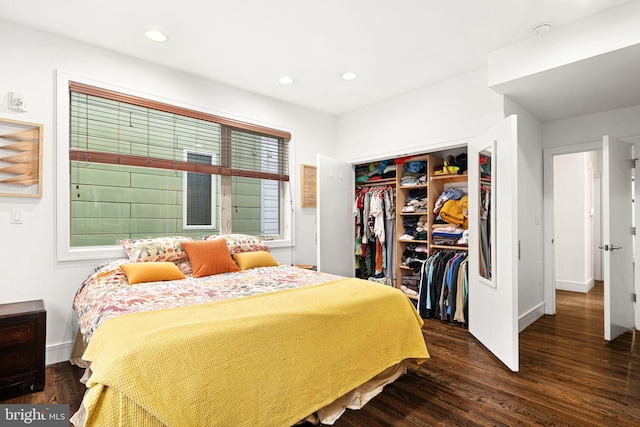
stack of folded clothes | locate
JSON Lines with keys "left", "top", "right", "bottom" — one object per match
{"left": 400, "top": 161, "right": 427, "bottom": 186}
{"left": 402, "top": 215, "right": 428, "bottom": 241}
{"left": 355, "top": 159, "right": 396, "bottom": 183}
{"left": 401, "top": 274, "right": 421, "bottom": 296}
{"left": 405, "top": 243, "right": 428, "bottom": 253}
{"left": 432, "top": 224, "right": 465, "bottom": 245}
{"left": 433, "top": 187, "right": 468, "bottom": 230}
{"left": 402, "top": 188, "right": 428, "bottom": 212}
{"left": 402, "top": 248, "right": 428, "bottom": 271}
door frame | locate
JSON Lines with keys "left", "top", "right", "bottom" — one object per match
{"left": 543, "top": 140, "right": 603, "bottom": 315}
{"left": 543, "top": 139, "right": 639, "bottom": 329}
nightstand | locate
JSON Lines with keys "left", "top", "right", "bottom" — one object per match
{"left": 0, "top": 300, "right": 46, "bottom": 399}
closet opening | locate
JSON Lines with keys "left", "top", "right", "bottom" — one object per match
{"left": 353, "top": 145, "right": 470, "bottom": 327}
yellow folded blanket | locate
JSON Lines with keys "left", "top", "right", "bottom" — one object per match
{"left": 80, "top": 278, "right": 429, "bottom": 427}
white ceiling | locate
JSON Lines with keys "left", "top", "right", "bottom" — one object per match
{"left": 0, "top": 0, "right": 635, "bottom": 117}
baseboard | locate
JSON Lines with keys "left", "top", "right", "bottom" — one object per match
{"left": 519, "top": 302, "right": 545, "bottom": 333}
{"left": 555, "top": 278, "right": 594, "bottom": 293}
{"left": 46, "top": 341, "right": 74, "bottom": 365}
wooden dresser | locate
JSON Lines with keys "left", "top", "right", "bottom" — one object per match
{"left": 0, "top": 300, "right": 46, "bottom": 398}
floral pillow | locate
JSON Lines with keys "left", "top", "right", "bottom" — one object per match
{"left": 202, "top": 234, "right": 269, "bottom": 255}
{"left": 121, "top": 236, "right": 193, "bottom": 263}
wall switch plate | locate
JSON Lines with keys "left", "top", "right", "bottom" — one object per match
{"left": 11, "top": 209, "right": 23, "bottom": 224}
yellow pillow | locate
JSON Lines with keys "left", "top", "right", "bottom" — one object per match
{"left": 120, "top": 262, "right": 186, "bottom": 285}
{"left": 181, "top": 239, "right": 241, "bottom": 278}
{"left": 233, "top": 251, "right": 279, "bottom": 270}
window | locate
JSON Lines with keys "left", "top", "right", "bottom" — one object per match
{"left": 58, "top": 76, "right": 291, "bottom": 260}
{"left": 183, "top": 150, "right": 216, "bottom": 230}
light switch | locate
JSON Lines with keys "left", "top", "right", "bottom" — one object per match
{"left": 11, "top": 209, "right": 23, "bottom": 224}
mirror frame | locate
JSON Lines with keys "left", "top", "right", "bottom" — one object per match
{"left": 478, "top": 139, "right": 496, "bottom": 288}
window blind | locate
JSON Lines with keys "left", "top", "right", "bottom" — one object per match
{"left": 69, "top": 82, "right": 290, "bottom": 182}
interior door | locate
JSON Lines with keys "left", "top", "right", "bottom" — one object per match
{"left": 468, "top": 115, "right": 519, "bottom": 372}
{"left": 602, "top": 135, "right": 635, "bottom": 341}
{"left": 316, "top": 154, "right": 355, "bottom": 277}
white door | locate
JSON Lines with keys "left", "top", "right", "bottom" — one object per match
{"left": 602, "top": 136, "right": 635, "bottom": 341}
{"left": 468, "top": 116, "right": 519, "bottom": 372}
{"left": 317, "top": 154, "right": 355, "bottom": 277}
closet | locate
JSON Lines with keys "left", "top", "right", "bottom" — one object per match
{"left": 323, "top": 116, "right": 519, "bottom": 371}
{"left": 355, "top": 151, "right": 469, "bottom": 325}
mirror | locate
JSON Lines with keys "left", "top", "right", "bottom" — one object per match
{"left": 478, "top": 141, "right": 495, "bottom": 287}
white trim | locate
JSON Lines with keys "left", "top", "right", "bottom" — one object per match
{"left": 45, "top": 341, "right": 74, "bottom": 366}
{"left": 342, "top": 136, "right": 470, "bottom": 165}
{"left": 543, "top": 140, "right": 602, "bottom": 315}
{"left": 56, "top": 70, "right": 296, "bottom": 261}
{"left": 518, "top": 302, "right": 545, "bottom": 333}
{"left": 555, "top": 278, "right": 595, "bottom": 293}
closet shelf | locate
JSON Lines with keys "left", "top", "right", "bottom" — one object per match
{"left": 432, "top": 244, "right": 468, "bottom": 251}
{"left": 399, "top": 212, "right": 429, "bottom": 216}
{"left": 430, "top": 172, "right": 468, "bottom": 182}
{"left": 399, "top": 239, "right": 429, "bottom": 244}
{"left": 356, "top": 177, "right": 396, "bottom": 187}
{"left": 399, "top": 184, "right": 428, "bottom": 189}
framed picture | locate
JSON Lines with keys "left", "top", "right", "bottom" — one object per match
{"left": 300, "top": 164, "right": 316, "bottom": 207}
{"left": 0, "top": 118, "right": 43, "bottom": 197}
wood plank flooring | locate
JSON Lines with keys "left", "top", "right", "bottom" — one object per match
{"left": 2, "top": 281, "right": 638, "bottom": 426}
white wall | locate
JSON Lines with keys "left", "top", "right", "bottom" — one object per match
{"left": 543, "top": 105, "right": 640, "bottom": 149}
{"left": 586, "top": 150, "right": 603, "bottom": 283}
{"left": 553, "top": 152, "right": 594, "bottom": 292}
{"left": 503, "top": 97, "right": 544, "bottom": 331}
{"left": 0, "top": 20, "right": 337, "bottom": 364}
{"left": 336, "top": 69, "right": 503, "bottom": 163}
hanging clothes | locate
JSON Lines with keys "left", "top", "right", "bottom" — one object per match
{"left": 417, "top": 250, "right": 468, "bottom": 327}
{"left": 354, "top": 185, "right": 396, "bottom": 283}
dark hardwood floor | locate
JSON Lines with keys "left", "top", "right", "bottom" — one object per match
{"left": 3, "top": 281, "right": 638, "bottom": 426}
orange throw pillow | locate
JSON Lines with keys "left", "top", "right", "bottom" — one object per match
{"left": 233, "top": 251, "right": 279, "bottom": 270}
{"left": 120, "top": 262, "right": 186, "bottom": 285}
{"left": 181, "top": 239, "right": 240, "bottom": 278}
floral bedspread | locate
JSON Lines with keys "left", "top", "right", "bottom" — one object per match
{"left": 73, "top": 259, "right": 342, "bottom": 342}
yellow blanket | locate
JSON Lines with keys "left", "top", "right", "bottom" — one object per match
{"left": 80, "top": 278, "right": 430, "bottom": 426}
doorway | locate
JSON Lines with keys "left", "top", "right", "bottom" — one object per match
{"left": 552, "top": 150, "right": 602, "bottom": 294}
{"left": 543, "top": 138, "right": 637, "bottom": 339}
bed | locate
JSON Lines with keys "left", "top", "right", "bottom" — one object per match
{"left": 70, "top": 235, "right": 429, "bottom": 426}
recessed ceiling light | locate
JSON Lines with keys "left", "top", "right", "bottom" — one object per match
{"left": 341, "top": 72, "right": 358, "bottom": 81}
{"left": 532, "top": 22, "right": 552, "bottom": 35}
{"left": 278, "top": 76, "right": 294, "bottom": 85}
{"left": 144, "top": 29, "right": 169, "bottom": 43}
